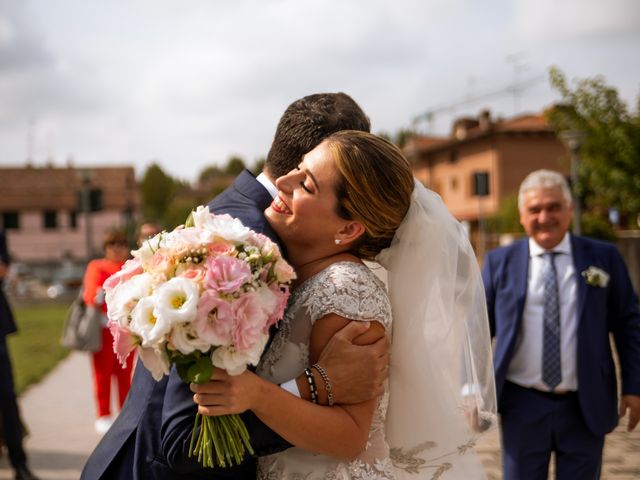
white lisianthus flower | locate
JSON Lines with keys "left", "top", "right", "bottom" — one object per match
{"left": 169, "top": 322, "right": 211, "bottom": 355}
{"left": 132, "top": 233, "right": 163, "bottom": 263}
{"left": 211, "top": 334, "right": 268, "bottom": 375}
{"left": 160, "top": 227, "right": 213, "bottom": 254}
{"left": 130, "top": 296, "right": 171, "bottom": 347}
{"left": 191, "top": 205, "right": 214, "bottom": 229}
{"left": 138, "top": 346, "right": 171, "bottom": 381}
{"left": 153, "top": 277, "right": 200, "bottom": 325}
{"left": 105, "top": 273, "right": 153, "bottom": 327}
{"left": 192, "top": 206, "right": 251, "bottom": 243}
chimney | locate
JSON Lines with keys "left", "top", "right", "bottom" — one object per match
{"left": 452, "top": 117, "right": 479, "bottom": 140}
{"left": 479, "top": 109, "right": 492, "bottom": 131}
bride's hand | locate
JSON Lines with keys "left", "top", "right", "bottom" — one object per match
{"left": 190, "top": 367, "right": 263, "bottom": 416}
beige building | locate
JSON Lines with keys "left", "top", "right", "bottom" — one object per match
{"left": 0, "top": 165, "right": 139, "bottom": 278}
{"left": 404, "top": 110, "right": 570, "bottom": 253}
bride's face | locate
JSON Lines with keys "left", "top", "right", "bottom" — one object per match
{"left": 265, "top": 141, "right": 347, "bottom": 252}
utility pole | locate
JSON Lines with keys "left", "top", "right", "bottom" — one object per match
{"left": 559, "top": 130, "right": 586, "bottom": 236}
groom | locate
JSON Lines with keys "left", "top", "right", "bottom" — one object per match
{"left": 82, "top": 92, "right": 388, "bottom": 479}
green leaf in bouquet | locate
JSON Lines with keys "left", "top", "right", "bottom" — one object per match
{"left": 189, "top": 354, "right": 213, "bottom": 384}
{"left": 185, "top": 210, "right": 195, "bottom": 228}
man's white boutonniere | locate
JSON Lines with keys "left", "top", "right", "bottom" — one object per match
{"left": 581, "top": 266, "right": 610, "bottom": 288}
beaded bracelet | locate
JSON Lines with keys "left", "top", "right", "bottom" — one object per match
{"left": 312, "top": 363, "right": 334, "bottom": 406}
{"left": 304, "top": 367, "right": 319, "bottom": 404}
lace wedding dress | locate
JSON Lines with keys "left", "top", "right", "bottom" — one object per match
{"left": 256, "top": 182, "right": 497, "bottom": 479}
{"left": 257, "top": 261, "right": 395, "bottom": 480}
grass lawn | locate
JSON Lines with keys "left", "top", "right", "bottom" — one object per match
{"left": 6, "top": 301, "right": 72, "bottom": 395}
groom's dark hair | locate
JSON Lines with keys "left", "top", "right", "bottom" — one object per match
{"left": 265, "top": 92, "right": 371, "bottom": 179}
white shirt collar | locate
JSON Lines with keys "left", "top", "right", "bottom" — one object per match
{"left": 529, "top": 232, "right": 572, "bottom": 257}
{"left": 256, "top": 172, "right": 278, "bottom": 200}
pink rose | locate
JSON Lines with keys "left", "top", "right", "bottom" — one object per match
{"left": 178, "top": 266, "right": 206, "bottom": 284}
{"left": 108, "top": 321, "right": 138, "bottom": 366}
{"left": 208, "top": 241, "right": 236, "bottom": 257}
{"left": 148, "top": 251, "right": 172, "bottom": 273}
{"left": 232, "top": 292, "right": 268, "bottom": 351}
{"left": 104, "top": 258, "right": 143, "bottom": 290}
{"left": 274, "top": 260, "right": 296, "bottom": 283}
{"left": 194, "top": 290, "right": 234, "bottom": 346}
{"left": 205, "top": 255, "right": 252, "bottom": 294}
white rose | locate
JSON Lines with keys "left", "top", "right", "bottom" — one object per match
{"left": 210, "top": 334, "right": 268, "bottom": 375}
{"left": 138, "top": 346, "right": 171, "bottom": 381}
{"left": 153, "top": 277, "right": 199, "bottom": 325}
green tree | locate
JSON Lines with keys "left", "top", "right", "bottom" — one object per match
{"left": 224, "top": 156, "right": 246, "bottom": 176}
{"left": 139, "top": 163, "right": 176, "bottom": 222}
{"left": 163, "top": 198, "right": 197, "bottom": 230}
{"left": 547, "top": 67, "right": 640, "bottom": 229}
{"left": 252, "top": 157, "right": 266, "bottom": 176}
{"left": 198, "top": 165, "right": 223, "bottom": 183}
{"left": 376, "top": 129, "right": 417, "bottom": 149}
{"left": 486, "top": 193, "right": 522, "bottom": 234}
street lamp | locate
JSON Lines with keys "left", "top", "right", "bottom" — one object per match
{"left": 559, "top": 130, "right": 586, "bottom": 236}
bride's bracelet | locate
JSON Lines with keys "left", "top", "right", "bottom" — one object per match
{"left": 303, "top": 367, "right": 319, "bottom": 404}
{"left": 312, "top": 363, "right": 334, "bottom": 406}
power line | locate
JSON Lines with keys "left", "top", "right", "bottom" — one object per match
{"left": 412, "top": 74, "right": 546, "bottom": 131}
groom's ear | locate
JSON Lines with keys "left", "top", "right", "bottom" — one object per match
{"left": 336, "top": 220, "right": 365, "bottom": 246}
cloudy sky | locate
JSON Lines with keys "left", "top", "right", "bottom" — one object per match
{"left": 1, "top": 0, "right": 639, "bottom": 183}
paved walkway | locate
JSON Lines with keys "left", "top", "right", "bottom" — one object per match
{"left": 0, "top": 352, "right": 101, "bottom": 480}
{"left": 1, "top": 352, "right": 639, "bottom": 479}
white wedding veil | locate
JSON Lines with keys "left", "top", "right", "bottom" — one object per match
{"left": 376, "top": 181, "right": 497, "bottom": 478}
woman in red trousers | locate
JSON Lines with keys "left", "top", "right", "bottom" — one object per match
{"left": 82, "top": 230, "right": 134, "bottom": 435}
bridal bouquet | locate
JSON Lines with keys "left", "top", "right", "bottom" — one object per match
{"left": 103, "top": 206, "right": 295, "bottom": 468}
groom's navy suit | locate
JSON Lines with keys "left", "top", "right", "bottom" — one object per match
{"left": 482, "top": 235, "right": 640, "bottom": 478}
{"left": 82, "top": 170, "right": 290, "bottom": 479}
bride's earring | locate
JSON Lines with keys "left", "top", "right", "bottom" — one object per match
{"left": 334, "top": 239, "right": 342, "bottom": 245}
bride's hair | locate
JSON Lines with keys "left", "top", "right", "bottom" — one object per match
{"left": 325, "top": 130, "right": 414, "bottom": 261}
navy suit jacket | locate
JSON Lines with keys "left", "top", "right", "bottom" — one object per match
{"left": 0, "top": 230, "right": 17, "bottom": 338}
{"left": 82, "top": 170, "right": 291, "bottom": 479}
{"left": 482, "top": 235, "right": 640, "bottom": 436}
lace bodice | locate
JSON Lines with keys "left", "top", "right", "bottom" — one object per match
{"left": 257, "top": 261, "right": 394, "bottom": 480}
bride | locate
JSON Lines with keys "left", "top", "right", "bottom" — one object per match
{"left": 192, "top": 130, "right": 497, "bottom": 479}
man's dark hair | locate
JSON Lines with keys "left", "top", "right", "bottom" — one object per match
{"left": 265, "top": 92, "right": 371, "bottom": 178}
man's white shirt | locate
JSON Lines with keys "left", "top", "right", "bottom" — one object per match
{"left": 506, "top": 233, "right": 579, "bottom": 392}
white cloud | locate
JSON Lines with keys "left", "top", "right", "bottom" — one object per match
{"left": 513, "top": 0, "right": 640, "bottom": 40}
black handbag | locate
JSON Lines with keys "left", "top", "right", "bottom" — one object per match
{"left": 60, "top": 288, "right": 103, "bottom": 352}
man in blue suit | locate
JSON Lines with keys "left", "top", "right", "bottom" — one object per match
{"left": 82, "top": 92, "right": 388, "bottom": 479}
{"left": 0, "top": 230, "right": 40, "bottom": 480}
{"left": 482, "top": 169, "right": 640, "bottom": 480}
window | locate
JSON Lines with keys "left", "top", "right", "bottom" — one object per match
{"left": 472, "top": 171, "right": 490, "bottom": 197}
{"left": 69, "top": 211, "right": 78, "bottom": 230}
{"left": 2, "top": 211, "right": 20, "bottom": 230}
{"left": 43, "top": 210, "right": 58, "bottom": 229}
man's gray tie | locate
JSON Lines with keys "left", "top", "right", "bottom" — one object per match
{"left": 542, "top": 251, "right": 562, "bottom": 390}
